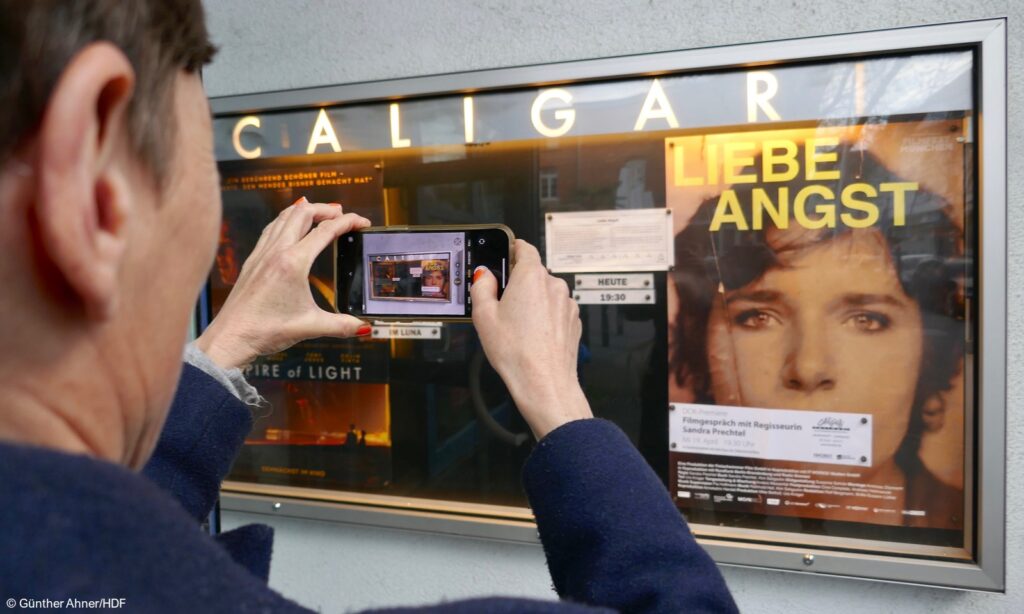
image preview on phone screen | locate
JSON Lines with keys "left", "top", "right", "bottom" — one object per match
{"left": 361, "top": 231, "right": 466, "bottom": 317}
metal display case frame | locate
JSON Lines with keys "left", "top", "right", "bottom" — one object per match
{"left": 208, "top": 19, "right": 1007, "bottom": 590}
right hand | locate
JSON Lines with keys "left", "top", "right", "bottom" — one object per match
{"left": 470, "top": 240, "right": 593, "bottom": 440}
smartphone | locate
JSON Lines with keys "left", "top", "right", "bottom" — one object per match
{"left": 335, "top": 224, "right": 514, "bottom": 322}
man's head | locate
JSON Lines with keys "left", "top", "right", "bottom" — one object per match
{"left": 0, "top": 1, "right": 221, "bottom": 469}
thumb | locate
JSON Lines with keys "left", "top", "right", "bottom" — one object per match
{"left": 470, "top": 266, "right": 499, "bottom": 323}
{"left": 307, "top": 310, "right": 372, "bottom": 340}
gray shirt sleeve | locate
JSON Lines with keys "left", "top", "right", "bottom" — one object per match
{"left": 183, "top": 342, "right": 267, "bottom": 408}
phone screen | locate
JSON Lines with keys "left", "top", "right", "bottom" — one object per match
{"left": 336, "top": 227, "right": 511, "bottom": 320}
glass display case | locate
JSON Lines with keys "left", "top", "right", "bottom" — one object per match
{"left": 204, "top": 19, "right": 1006, "bottom": 590}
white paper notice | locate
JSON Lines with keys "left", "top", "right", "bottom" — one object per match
{"left": 669, "top": 403, "right": 873, "bottom": 467}
{"left": 545, "top": 209, "right": 673, "bottom": 273}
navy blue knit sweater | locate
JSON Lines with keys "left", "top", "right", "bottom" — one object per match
{"left": 0, "top": 365, "right": 737, "bottom": 613}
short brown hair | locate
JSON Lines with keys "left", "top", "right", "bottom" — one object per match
{"left": 0, "top": 0, "right": 216, "bottom": 182}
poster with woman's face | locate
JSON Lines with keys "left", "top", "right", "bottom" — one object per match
{"left": 665, "top": 120, "right": 972, "bottom": 550}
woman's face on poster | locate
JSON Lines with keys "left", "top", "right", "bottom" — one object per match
{"left": 424, "top": 269, "right": 445, "bottom": 287}
{"left": 705, "top": 229, "right": 924, "bottom": 468}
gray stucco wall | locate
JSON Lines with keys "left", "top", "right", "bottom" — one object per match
{"left": 206, "top": 1, "right": 1022, "bottom": 612}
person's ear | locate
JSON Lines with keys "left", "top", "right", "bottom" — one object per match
{"left": 33, "top": 42, "right": 137, "bottom": 321}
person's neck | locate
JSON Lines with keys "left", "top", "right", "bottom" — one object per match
{"left": 863, "top": 457, "right": 907, "bottom": 510}
{"left": 864, "top": 457, "right": 905, "bottom": 485}
{"left": 0, "top": 342, "right": 132, "bottom": 467}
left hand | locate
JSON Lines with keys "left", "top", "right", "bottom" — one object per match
{"left": 196, "top": 197, "right": 372, "bottom": 369}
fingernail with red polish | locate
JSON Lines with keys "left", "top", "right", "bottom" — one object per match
{"left": 472, "top": 266, "right": 487, "bottom": 283}
{"left": 356, "top": 324, "right": 373, "bottom": 337}
{"left": 292, "top": 196, "right": 308, "bottom": 205}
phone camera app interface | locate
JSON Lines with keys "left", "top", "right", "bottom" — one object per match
{"left": 362, "top": 232, "right": 465, "bottom": 316}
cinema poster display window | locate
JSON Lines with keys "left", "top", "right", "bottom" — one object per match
{"left": 205, "top": 21, "right": 1005, "bottom": 589}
